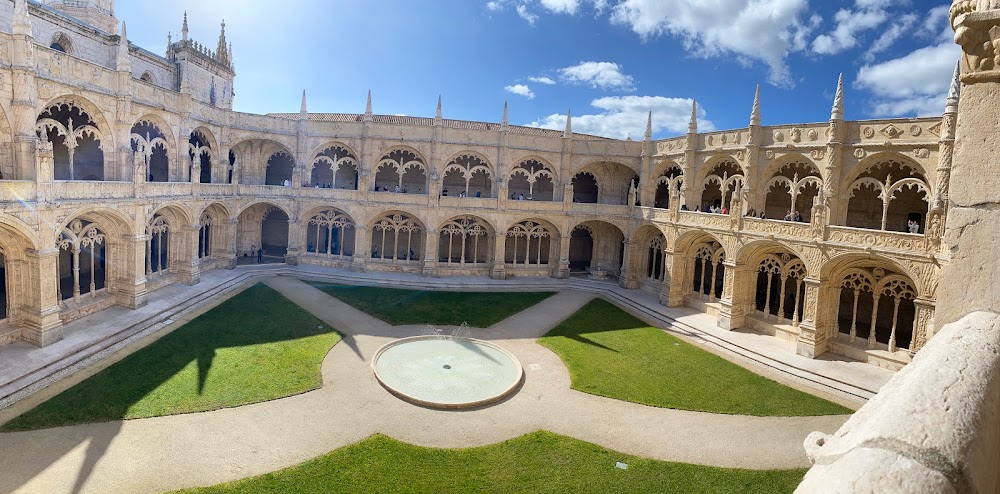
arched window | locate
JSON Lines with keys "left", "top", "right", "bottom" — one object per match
{"left": 443, "top": 154, "right": 492, "bottom": 198}
{"left": 139, "top": 72, "right": 155, "bottom": 84}
{"left": 647, "top": 235, "right": 666, "bottom": 281}
{"left": 56, "top": 219, "right": 107, "bottom": 302}
{"left": 131, "top": 120, "right": 169, "bottom": 182}
{"left": 505, "top": 221, "right": 551, "bottom": 265}
{"left": 311, "top": 146, "right": 357, "bottom": 189}
{"left": 36, "top": 103, "right": 105, "bottom": 181}
{"left": 846, "top": 159, "right": 930, "bottom": 232}
{"left": 509, "top": 160, "right": 555, "bottom": 201}
{"left": 50, "top": 33, "right": 72, "bottom": 54}
{"left": 264, "top": 152, "right": 294, "bottom": 186}
{"left": 146, "top": 215, "right": 169, "bottom": 276}
{"left": 306, "top": 210, "right": 355, "bottom": 257}
{"left": 763, "top": 161, "right": 822, "bottom": 221}
{"left": 700, "top": 160, "right": 743, "bottom": 212}
{"left": 370, "top": 213, "right": 422, "bottom": 263}
{"left": 753, "top": 254, "right": 807, "bottom": 324}
{"left": 198, "top": 212, "right": 212, "bottom": 259}
{"left": 691, "top": 241, "right": 725, "bottom": 301}
{"left": 654, "top": 165, "right": 684, "bottom": 209}
{"left": 836, "top": 267, "right": 918, "bottom": 353}
{"left": 189, "top": 130, "right": 213, "bottom": 184}
{"left": 571, "top": 172, "right": 598, "bottom": 203}
{"left": 439, "top": 216, "right": 490, "bottom": 264}
{"left": 375, "top": 149, "right": 426, "bottom": 194}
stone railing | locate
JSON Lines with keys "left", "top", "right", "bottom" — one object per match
{"left": 48, "top": 181, "right": 133, "bottom": 200}
{"left": 0, "top": 181, "right": 37, "bottom": 203}
{"left": 797, "top": 311, "right": 1000, "bottom": 494}
{"left": 236, "top": 184, "right": 296, "bottom": 198}
{"left": 232, "top": 112, "right": 297, "bottom": 134}
{"left": 193, "top": 183, "right": 238, "bottom": 196}
{"left": 439, "top": 196, "right": 495, "bottom": 210}
{"left": 145, "top": 182, "right": 192, "bottom": 198}
{"left": 570, "top": 203, "right": 630, "bottom": 217}
{"left": 296, "top": 187, "right": 362, "bottom": 202}
{"left": 827, "top": 225, "right": 926, "bottom": 253}
{"left": 506, "top": 199, "right": 564, "bottom": 213}
{"left": 742, "top": 217, "right": 814, "bottom": 238}
{"left": 678, "top": 210, "right": 732, "bottom": 230}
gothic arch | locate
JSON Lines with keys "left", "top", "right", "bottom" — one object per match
{"left": 36, "top": 99, "right": 109, "bottom": 180}
{"left": 693, "top": 155, "right": 747, "bottom": 193}
{"left": 698, "top": 158, "right": 744, "bottom": 211}
{"left": 572, "top": 160, "right": 638, "bottom": 205}
{"left": 310, "top": 144, "right": 358, "bottom": 189}
{"left": 303, "top": 207, "right": 356, "bottom": 258}
{"left": 437, "top": 215, "right": 495, "bottom": 265}
{"left": 38, "top": 95, "right": 115, "bottom": 149}
{"left": 374, "top": 146, "right": 428, "bottom": 193}
{"left": 762, "top": 159, "right": 823, "bottom": 221}
{"left": 369, "top": 209, "right": 426, "bottom": 263}
{"left": 442, "top": 151, "right": 494, "bottom": 198}
{"left": 844, "top": 153, "right": 931, "bottom": 232}
{"left": 509, "top": 157, "right": 557, "bottom": 201}
{"left": 504, "top": 217, "right": 559, "bottom": 266}
{"left": 49, "top": 32, "right": 74, "bottom": 54}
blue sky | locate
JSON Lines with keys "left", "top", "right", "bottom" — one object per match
{"left": 116, "top": 0, "right": 958, "bottom": 139}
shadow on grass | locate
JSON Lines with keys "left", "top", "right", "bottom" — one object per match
{"left": 0, "top": 283, "right": 339, "bottom": 494}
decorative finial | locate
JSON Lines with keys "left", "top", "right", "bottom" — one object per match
{"left": 365, "top": 89, "right": 373, "bottom": 115}
{"left": 945, "top": 60, "right": 961, "bottom": 114}
{"left": 564, "top": 109, "right": 572, "bottom": 137}
{"left": 502, "top": 100, "right": 508, "bottom": 126}
{"left": 688, "top": 100, "right": 698, "bottom": 134}
{"left": 300, "top": 89, "right": 307, "bottom": 113}
{"left": 13, "top": 0, "right": 31, "bottom": 37}
{"left": 750, "top": 85, "right": 761, "bottom": 127}
{"left": 116, "top": 21, "right": 130, "bottom": 72}
{"left": 831, "top": 73, "right": 844, "bottom": 120}
{"left": 217, "top": 19, "right": 229, "bottom": 65}
{"left": 644, "top": 111, "right": 652, "bottom": 141}
{"left": 436, "top": 95, "right": 442, "bottom": 120}
{"left": 167, "top": 31, "right": 172, "bottom": 47}
{"left": 182, "top": 11, "right": 189, "bottom": 41}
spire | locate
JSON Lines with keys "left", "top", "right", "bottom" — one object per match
{"left": 13, "top": 0, "right": 31, "bottom": 37}
{"left": 300, "top": 89, "right": 307, "bottom": 113}
{"left": 563, "top": 110, "right": 572, "bottom": 137}
{"left": 502, "top": 100, "right": 508, "bottom": 127}
{"left": 116, "top": 21, "right": 130, "bottom": 72}
{"left": 167, "top": 31, "right": 172, "bottom": 47}
{"left": 217, "top": 20, "right": 229, "bottom": 65}
{"left": 364, "top": 90, "right": 373, "bottom": 120}
{"left": 435, "top": 94, "right": 442, "bottom": 120}
{"left": 688, "top": 100, "right": 698, "bottom": 134}
{"left": 182, "top": 11, "right": 189, "bottom": 41}
{"left": 644, "top": 111, "right": 652, "bottom": 141}
{"left": 945, "top": 60, "right": 961, "bottom": 114}
{"left": 831, "top": 73, "right": 844, "bottom": 120}
{"left": 749, "top": 85, "right": 761, "bottom": 127}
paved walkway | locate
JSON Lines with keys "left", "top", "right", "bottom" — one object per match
{"left": 1, "top": 276, "right": 852, "bottom": 494}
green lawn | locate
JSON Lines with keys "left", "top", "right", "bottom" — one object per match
{"left": 303, "top": 281, "right": 554, "bottom": 327}
{"left": 538, "top": 299, "right": 851, "bottom": 416}
{"left": 172, "top": 431, "right": 806, "bottom": 494}
{"left": 2, "top": 283, "right": 341, "bottom": 431}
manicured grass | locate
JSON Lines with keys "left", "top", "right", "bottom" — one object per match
{"left": 538, "top": 299, "right": 852, "bottom": 416}
{"left": 172, "top": 431, "right": 806, "bottom": 494}
{"left": 304, "top": 280, "right": 555, "bottom": 327}
{"left": 2, "top": 283, "right": 341, "bottom": 431}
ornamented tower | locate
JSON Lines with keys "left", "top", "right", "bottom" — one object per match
{"left": 166, "top": 14, "right": 236, "bottom": 110}
{"left": 40, "top": 0, "right": 118, "bottom": 33}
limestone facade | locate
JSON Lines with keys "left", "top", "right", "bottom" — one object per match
{"left": 0, "top": 0, "right": 956, "bottom": 370}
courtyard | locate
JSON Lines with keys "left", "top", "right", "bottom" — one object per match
{"left": 0, "top": 267, "right": 887, "bottom": 493}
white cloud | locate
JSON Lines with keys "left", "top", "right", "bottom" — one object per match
{"left": 609, "top": 0, "right": 815, "bottom": 87}
{"left": 540, "top": 0, "right": 579, "bottom": 14}
{"left": 505, "top": 84, "right": 535, "bottom": 99}
{"left": 863, "top": 13, "right": 916, "bottom": 62}
{"left": 527, "top": 95, "right": 715, "bottom": 139}
{"left": 920, "top": 5, "right": 952, "bottom": 41}
{"left": 516, "top": 4, "right": 538, "bottom": 25}
{"left": 811, "top": 7, "right": 888, "bottom": 55}
{"left": 486, "top": 1, "right": 503, "bottom": 11}
{"left": 855, "top": 42, "right": 960, "bottom": 117}
{"left": 528, "top": 76, "right": 556, "bottom": 85}
{"left": 559, "top": 61, "right": 635, "bottom": 90}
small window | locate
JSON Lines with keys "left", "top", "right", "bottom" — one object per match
{"left": 140, "top": 72, "right": 155, "bottom": 84}
{"left": 50, "top": 42, "right": 66, "bottom": 52}
{"left": 50, "top": 33, "right": 73, "bottom": 54}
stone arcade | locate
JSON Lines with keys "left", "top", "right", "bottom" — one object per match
{"left": 0, "top": 1, "right": 960, "bottom": 374}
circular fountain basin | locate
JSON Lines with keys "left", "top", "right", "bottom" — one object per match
{"left": 372, "top": 335, "right": 524, "bottom": 409}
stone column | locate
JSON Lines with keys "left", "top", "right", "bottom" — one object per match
{"left": 716, "top": 261, "right": 748, "bottom": 330}
{"left": 115, "top": 234, "right": 149, "bottom": 309}
{"left": 936, "top": 5, "right": 1000, "bottom": 329}
{"left": 490, "top": 233, "right": 507, "bottom": 280}
{"left": 618, "top": 239, "right": 636, "bottom": 288}
{"left": 285, "top": 219, "right": 302, "bottom": 265}
{"left": 910, "top": 298, "right": 936, "bottom": 352}
{"left": 20, "top": 248, "right": 63, "bottom": 346}
{"left": 556, "top": 233, "right": 571, "bottom": 279}
{"left": 351, "top": 227, "right": 368, "bottom": 272}
{"left": 172, "top": 225, "right": 201, "bottom": 285}
{"left": 221, "top": 219, "right": 238, "bottom": 268}
{"left": 660, "top": 250, "right": 687, "bottom": 306}
{"left": 795, "top": 276, "right": 829, "bottom": 358}
{"left": 421, "top": 228, "right": 439, "bottom": 276}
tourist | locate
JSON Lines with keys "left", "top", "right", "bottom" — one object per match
{"left": 784, "top": 210, "right": 792, "bottom": 221}
{"left": 442, "top": 188, "right": 448, "bottom": 196}
{"left": 794, "top": 211, "right": 803, "bottom": 222}
{"left": 475, "top": 190, "right": 481, "bottom": 198}
{"left": 680, "top": 204, "right": 688, "bottom": 211}
{"left": 518, "top": 193, "right": 524, "bottom": 200}
{"left": 394, "top": 184, "right": 400, "bottom": 193}
{"left": 256, "top": 247, "right": 263, "bottom": 263}
{"left": 409, "top": 248, "right": 415, "bottom": 260}
{"left": 459, "top": 190, "right": 466, "bottom": 198}
{"left": 721, "top": 206, "right": 729, "bottom": 215}
{"left": 371, "top": 247, "right": 379, "bottom": 258}
{"left": 511, "top": 193, "right": 517, "bottom": 200}
{"left": 746, "top": 208, "right": 756, "bottom": 217}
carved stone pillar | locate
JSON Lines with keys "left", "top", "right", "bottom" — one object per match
{"left": 20, "top": 248, "right": 63, "bottom": 346}
{"left": 795, "top": 276, "right": 829, "bottom": 358}
{"left": 173, "top": 225, "right": 201, "bottom": 285}
{"left": 618, "top": 239, "right": 637, "bottom": 289}
{"left": 351, "top": 227, "right": 369, "bottom": 272}
{"left": 115, "top": 234, "right": 149, "bottom": 309}
{"left": 490, "top": 233, "right": 507, "bottom": 280}
{"left": 285, "top": 219, "right": 301, "bottom": 266}
{"left": 716, "top": 260, "right": 748, "bottom": 330}
{"left": 421, "top": 228, "right": 439, "bottom": 276}
{"left": 936, "top": 4, "right": 1000, "bottom": 328}
{"left": 911, "top": 298, "right": 936, "bottom": 352}
{"left": 221, "top": 219, "right": 238, "bottom": 269}
{"left": 664, "top": 250, "right": 689, "bottom": 307}
{"left": 556, "top": 233, "right": 571, "bottom": 279}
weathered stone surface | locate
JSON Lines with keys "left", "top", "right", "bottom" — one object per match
{"left": 798, "top": 311, "right": 1000, "bottom": 494}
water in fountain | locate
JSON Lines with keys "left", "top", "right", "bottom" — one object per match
{"left": 451, "top": 322, "right": 471, "bottom": 340}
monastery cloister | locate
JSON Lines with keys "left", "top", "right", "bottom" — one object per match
{"left": 0, "top": 1, "right": 954, "bottom": 373}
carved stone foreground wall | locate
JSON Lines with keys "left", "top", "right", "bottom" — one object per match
{"left": 797, "top": 311, "right": 1000, "bottom": 493}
